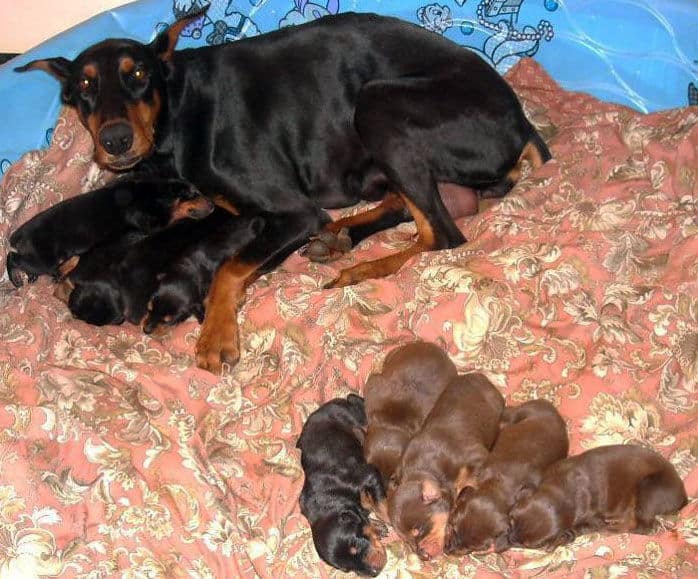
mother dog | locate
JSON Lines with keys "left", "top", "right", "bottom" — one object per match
{"left": 17, "top": 10, "right": 549, "bottom": 373}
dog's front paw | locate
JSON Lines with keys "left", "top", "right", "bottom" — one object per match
{"left": 195, "top": 313, "right": 240, "bottom": 374}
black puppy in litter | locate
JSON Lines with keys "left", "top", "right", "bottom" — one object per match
{"left": 297, "top": 394, "right": 388, "bottom": 577}
{"left": 60, "top": 209, "right": 262, "bottom": 330}
{"left": 6, "top": 175, "right": 213, "bottom": 287}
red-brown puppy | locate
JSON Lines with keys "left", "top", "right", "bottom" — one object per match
{"left": 507, "top": 444, "right": 688, "bottom": 550}
{"left": 363, "top": 341, "right": 458, "bottom": 487}
{"left": 445, "top": 399, "right": 569, "bottom": 555}
{"left": 388, "top": 373, "right": 504, "bottom": 560}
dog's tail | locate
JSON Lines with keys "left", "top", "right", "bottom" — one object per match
{"left": 480, "top": 129, "right": 551, "bottom": 199}
{"left": 528, "top": 129, "right": 552, "bottom": 165}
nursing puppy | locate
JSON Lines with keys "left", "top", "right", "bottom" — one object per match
{"left": 445, "top": 399, "right": 569, "bottom": 555}
{"left": 508, "top": 444, "right": 688, "bottom": 550}
{"left": 297, "top": 394, "right": 388, "bottom": 577}
{"left": 388, "top": 373, "right": 504, "bottom": 560}
{"left": 6, "top": 175, "right": 213, "bottom": 287}
{"left": 118, "top": 210, "right": 262, "bottom": 329}
{"left": 59, "top": 209, "right": 261, "bottom": 330}
{"left": 363, "top": 341, "right": 457, "bottom": 486}
{"left": 59, "top": 231, "right": 147, "bottom": 326}
{"left": 140, "top": 211, "right": 265, "bottom": 333}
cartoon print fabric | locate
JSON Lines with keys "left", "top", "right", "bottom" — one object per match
{"left": 0, "top": 0, "right": 697, "bottom": 172}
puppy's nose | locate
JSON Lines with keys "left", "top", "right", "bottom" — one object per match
{"left": 99, "top": 122, "right": 134, "bottom": 155}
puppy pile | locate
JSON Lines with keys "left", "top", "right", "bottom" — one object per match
{"left": 296, "top": 341, "right": 688, "bottom": 576}
{"left": 6, "top": 176, "right": 263, "bottom": 334}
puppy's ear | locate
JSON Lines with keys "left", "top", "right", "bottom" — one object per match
{"left": 388, "top": 468, "right": 401, "bottom": 493}
{"left": 339, "top": 509, "right": 362, "bottom": 525}
{"left": 21, "top": 56, "right": 80, "bottom": 106}
{"left": 421, "top": 478, "right": 444, "bottom": 505}
{"left": 514, "top": 485, "right": 535, "bottom": 505}
{"left": 455, "top": 486, "right": 476, "bottom": 504}
{"left": 494, "top": 531, "right": 511, "bottom": 553}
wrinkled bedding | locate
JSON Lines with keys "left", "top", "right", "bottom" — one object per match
{"left": 0, "top": 58, "right": 696, "bottom": 578}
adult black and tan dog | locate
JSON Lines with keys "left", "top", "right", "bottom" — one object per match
{"left": 16, "top": 10, "right": 550, "bottom": 373}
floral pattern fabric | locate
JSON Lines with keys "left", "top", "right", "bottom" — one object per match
{"left": 0, "top": 59, "right": 696, "bottom": 578}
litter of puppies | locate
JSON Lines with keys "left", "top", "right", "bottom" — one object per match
{"left": 297, "top": 341, "right": 688, "bottom": 575}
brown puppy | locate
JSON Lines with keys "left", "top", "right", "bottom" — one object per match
{"left": 363, "top": 341, "right": 457, "bottom": 487}
{"left": 388, "top": 373, "right": 504, "bottom": 560}
{"left": 508, "top": 444, "right": 688, "bottom": 550}
{"left": 445, "top": 399, "right": 569, "bottom": 555}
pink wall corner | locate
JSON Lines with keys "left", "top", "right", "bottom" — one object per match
{"left": 0, "top": 1, "right": 132, "bottom": 53}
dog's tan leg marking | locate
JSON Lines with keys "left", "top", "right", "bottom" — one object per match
{"left": 195, "top": 258, "right": 259, "bottom": 373}
{"left": 326, "top": 195, "right": 435, "bottom": 288}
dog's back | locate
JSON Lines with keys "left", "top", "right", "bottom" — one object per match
{"left": 6, "top": 177, "right": 211, "bottom": 287}
{"left": 509, "top": 444, "right": 688, "bottom": 549}
{"left": 363, "top": 341, "right": 456, "bottom": 483}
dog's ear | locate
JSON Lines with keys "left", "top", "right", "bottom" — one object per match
{"left": 514, "top": 485, "right": 535, "bottom": 505}
{"left": 339, "top": 509, "right": 362, "bottom": 525}
{"left": 493, "top": 531, "right": 511, "bottom": 553}
{"left": 455, "top": 485, "right": 476, "bottom": 505}
{"left": 152, "top": 6, "right": 210, "bottom": 62}
{"left": 15, "top": 57, "right": 72, "bottom": 82}
{"left": 421, "top": 478, "right": 444, "bottom": 505}
{"left": 15, "top": 57, "right": 75, "bottom": 104}
{"left": 388, "top": 468, "right": 401, "bottom": 493}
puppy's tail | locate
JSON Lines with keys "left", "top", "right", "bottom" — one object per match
{"left": 480, "top": 129, "right": 551, "bottom": 199}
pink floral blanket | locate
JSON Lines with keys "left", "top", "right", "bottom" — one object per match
{"left": 0, "top": 59, "right": 696, "bottom": 578}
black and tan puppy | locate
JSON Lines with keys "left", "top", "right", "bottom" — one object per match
{"left": 507, "top": 444, "right": 688, "bottom": 550}
{"left": 388, "top": 373, "right": 504, "bottom": 560}
{"left": 61, "top": 209, "right": 263, "bottom": 330}
{"left": 363, "top": 341, "right": 457, "bottom": 487}
{"left": 6, "top": 175, "right": 213, "bottom": 287}
{"left": 139, "top": 211, "right": 265, "bottom": 333}
{"left": 297, "top": 394, "right": 388, "bottom": 577}
{"left": 445, "top": 399, "right": 569, "bottom": 555}
{"left": 58, "top": 231, "right": 147, "bottom": 326}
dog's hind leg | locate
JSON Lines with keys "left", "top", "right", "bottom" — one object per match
{"left": 480, "top": 131, "right": 551, "bottom": 199}
{"left": 304, "top": 192, "right": 411, "bottom": 263}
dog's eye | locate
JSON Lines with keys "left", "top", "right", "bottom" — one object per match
{"left": 132, "top": 66, "right": 146, "bottom": 81}
{"left": 79, "top": 77, "right": 91, "bottom": 92}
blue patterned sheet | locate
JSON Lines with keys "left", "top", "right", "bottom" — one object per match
{"left": 0, "top": 0, "right": 696, "bottom": 172}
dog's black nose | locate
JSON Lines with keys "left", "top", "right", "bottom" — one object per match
{"left": 99, "top": 122, "right": 134, "bottom": 155}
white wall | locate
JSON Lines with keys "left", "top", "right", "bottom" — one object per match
{"left": 0, "top": 1, "right": 132, "bottom": 52}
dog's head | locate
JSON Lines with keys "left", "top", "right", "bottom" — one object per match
{"left": 387, "top": 474, "right": 451, "bottom": 560}
{"left": 141, "top": 277, "right": 203, "bottom": 335}
{"left": 310, "top": 506, "right": 387, "bottom": 577}
{"left": 15, "top": 9, "right": 206, "bottom": 171}
{"left": 507, "top": 487, "right": 573, "bottom": 551}
{"left": 68, "top": 280, "right": 125, "bottom": 326}
{"left": 444, "top": 487, "right": 510, "bottom": 555}
{"left": 114, "top": 177, "right": 214, "bottom": 232}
